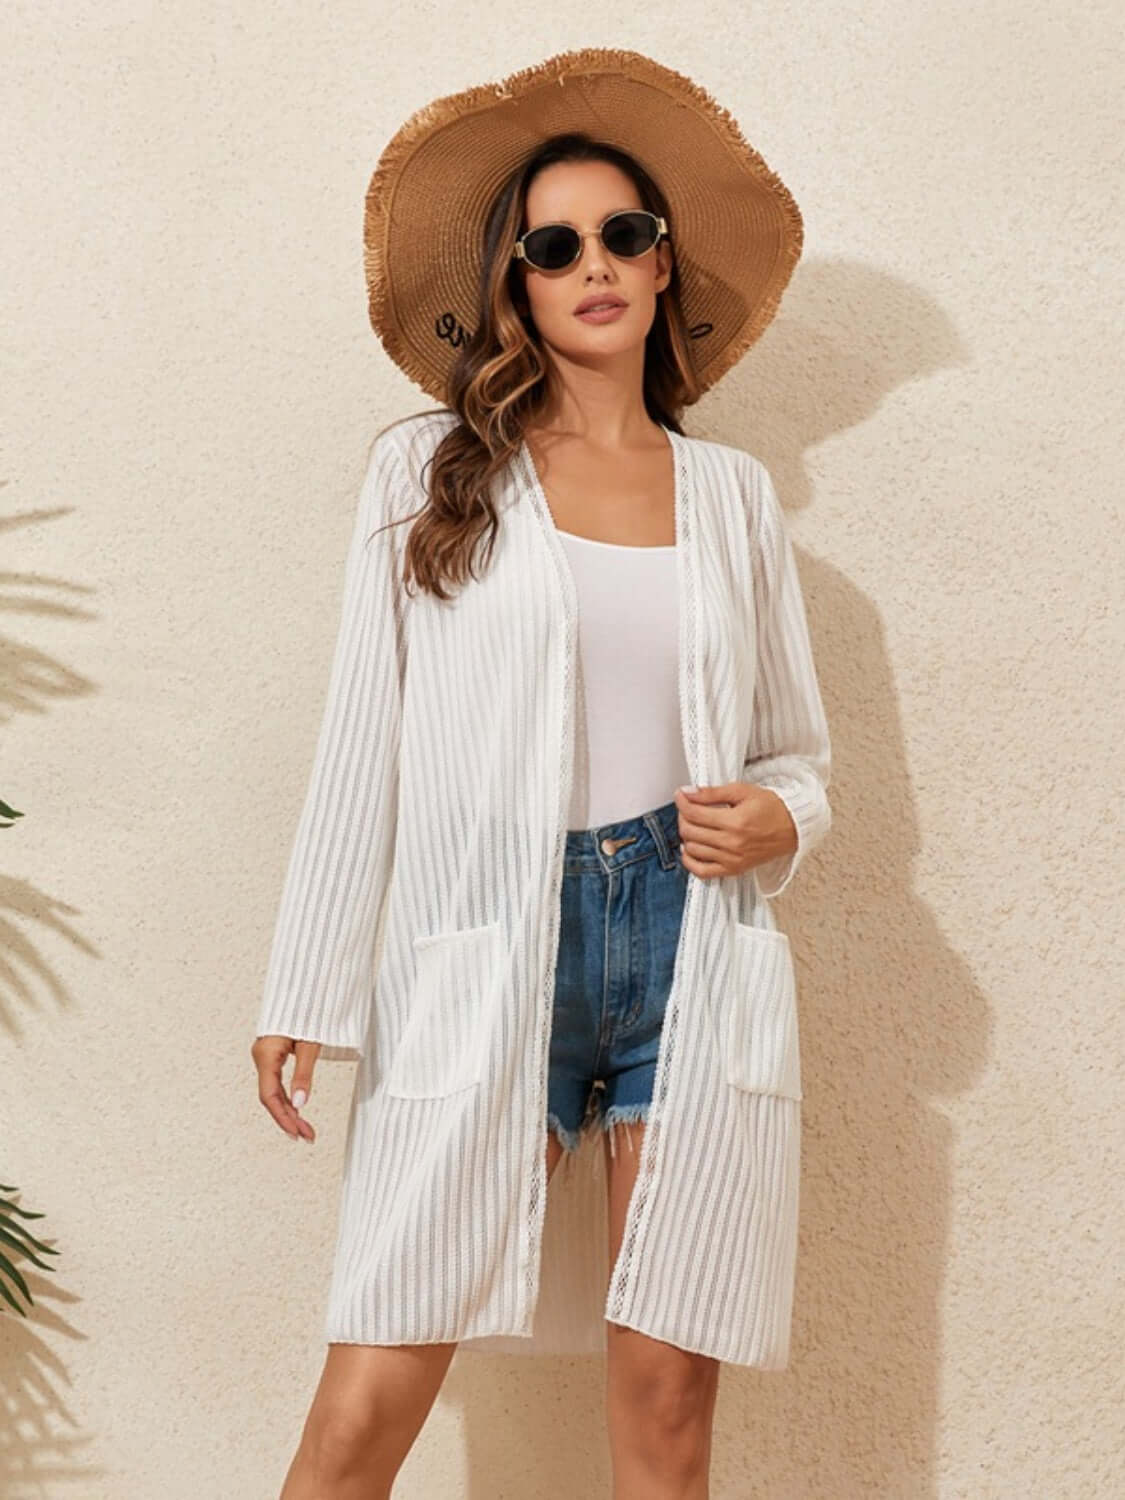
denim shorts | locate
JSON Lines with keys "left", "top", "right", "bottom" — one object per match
{"left": 546, "top": 796, "right": 688, "bottom": 1165}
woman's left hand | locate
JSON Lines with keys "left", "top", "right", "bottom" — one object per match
{"left": 674, "top": 781, "right": 797, "bottom": 879}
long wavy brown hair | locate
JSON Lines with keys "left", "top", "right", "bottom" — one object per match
{"left": 381, "top": 131, "right": 703, "bottom": 602}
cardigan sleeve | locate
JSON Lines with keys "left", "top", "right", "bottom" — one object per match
{"left": 741, "top": 459, "right": 833, "bottom": 899}
{"left": 255, "top": 430, "right": 410, "bottom": 1059}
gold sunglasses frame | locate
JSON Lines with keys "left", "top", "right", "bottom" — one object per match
{"left": 511, "top": 210, "right": 669, "bottom": 270}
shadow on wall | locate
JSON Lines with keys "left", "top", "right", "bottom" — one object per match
{"left": 0, "top": 473, "right": 105, "bottom": 1493}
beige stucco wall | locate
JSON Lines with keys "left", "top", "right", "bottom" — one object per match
{"left": 3, "top": 4, "right": 1122, "bottom": 1497}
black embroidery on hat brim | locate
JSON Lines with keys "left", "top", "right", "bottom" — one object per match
{"left": 435, "top": 311, "right": 471, "bottom": 350}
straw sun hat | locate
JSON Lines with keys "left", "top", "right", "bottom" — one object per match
{"left": 363, "top": 47, "right": 804, "bottom": 405}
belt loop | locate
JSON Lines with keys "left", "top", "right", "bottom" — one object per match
{"left": 644, "top": 808, "right": 677, "bottom": 870}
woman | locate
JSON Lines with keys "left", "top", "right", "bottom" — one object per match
{"left": 252, "top": 49, "right": 832, "bottom": 1500}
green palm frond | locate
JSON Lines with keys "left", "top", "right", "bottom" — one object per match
{"left": 0, "top": 1182, "right": 60, "bottom": 1315}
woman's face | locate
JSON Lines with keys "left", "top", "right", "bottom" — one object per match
{"left": 516, "top": 159, "right": 672, "bottom": 373}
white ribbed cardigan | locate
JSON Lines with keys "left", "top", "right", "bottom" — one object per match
{"left": 256, "top": 408, "right": 832, "bottom": 1369}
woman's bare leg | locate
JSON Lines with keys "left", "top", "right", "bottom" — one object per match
{"left": 603, "top": 1120, "right": 720, "bottom": 1499}
{"left": 545, "top": 1125, "right": 567, "bottom": 1181}
{"left": 277, "top": 1130, "right": 571, "bottom": 1499}
{"left": 278, "top": 1340, "right": 458, "bottom": 1500}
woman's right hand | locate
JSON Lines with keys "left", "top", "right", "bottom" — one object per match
{"left": 252, "top": 1035, "right": 320, "bottom": 1143}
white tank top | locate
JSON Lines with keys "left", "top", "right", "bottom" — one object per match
{"left": 557, "top": 528, "right": 692, "bottom": 830}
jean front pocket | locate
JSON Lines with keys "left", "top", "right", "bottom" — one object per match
{"left": 724, "top": 921, "right": 803, "bottom": 1101}
{"left": 383, "top": 920, "right": 504, "bottom": 1100}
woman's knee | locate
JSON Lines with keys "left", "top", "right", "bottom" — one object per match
{"left": 607, "top": 1333, "right": 719, "bottom": 1434}
{"left": 300, "top": 1404, "right": 385, "bottom": 1483}
{"left": 301, "top": 1342, "right": 457, "bottom": 1480}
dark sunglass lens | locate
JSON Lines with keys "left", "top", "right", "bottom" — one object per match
{"left": 603, "top": 212, "right": 658, "bottom": 257}
{"left": 524, "top": 224, "right": 580, "bottom": 269}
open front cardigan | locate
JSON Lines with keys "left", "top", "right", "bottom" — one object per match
{"left": 255, "top": 408, "right": 832, "bottom": 1367}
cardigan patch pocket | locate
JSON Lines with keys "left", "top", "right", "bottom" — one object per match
{"left": 384, "top": 920, "right": 504, "bottom": 1099}
{"left": 725, "top": 921, "right": 803, "bottom": 1100}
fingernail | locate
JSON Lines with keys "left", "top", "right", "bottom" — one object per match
{"left": 292, "top": 1089, "right": 307, "bottom": 1110}
{"left": 678, "top": 784, "right": 697, "bottom": 793}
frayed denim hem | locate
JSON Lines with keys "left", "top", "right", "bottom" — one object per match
{"left": 596, "top": 1102, "right": 650, "bottom": 1159}
{"left": 546, "top": 1111, "right": 583, "bottom": 1154}
{"left": 546, "top": 1102, "right": 651, "bottom": 1170}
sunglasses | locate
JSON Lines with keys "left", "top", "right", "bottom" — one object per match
{"left": 512, "top": 210, "right": 668, "bottom": 272}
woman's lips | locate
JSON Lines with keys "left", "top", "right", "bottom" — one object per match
{"left": 575, "top": 303, "right": 627, "bottom": 323}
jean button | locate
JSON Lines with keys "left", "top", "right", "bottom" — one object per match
{"left": 600, "top": 834, "right": 638, "bottom": 856}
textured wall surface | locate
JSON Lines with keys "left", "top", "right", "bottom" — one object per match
{"left": 3, "top": 3, "right": 1122, "bottom": 1497}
